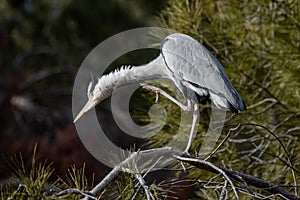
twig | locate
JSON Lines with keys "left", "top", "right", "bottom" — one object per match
{"left": 173, "top": 155, "right": 240, "bottom": 200}
{"left": 204, "top": 123, "right": 241, "bottom": 161}
{"left": 246, "top": 98, "right": 277, "bottom": 109}
{"left": 55, "top": 188, "right": 97, "bottom": 200}
{"left": 175, "top": 154, "right": 300, "bottom": 200}
{"left": 220, "top": 180, "right": 228, "bottom": 200}
{"left": 132, "top": 157, "right": 163, "bottom": 200}
{"left": 134, "top": 173, "right": 154, "bottom": 200}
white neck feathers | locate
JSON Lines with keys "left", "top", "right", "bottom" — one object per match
{"left": 88, "top": 54, "right": 168, "bottom": 102}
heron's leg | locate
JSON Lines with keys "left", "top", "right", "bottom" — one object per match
{"left": 140, "top": 83, "right": 192, "bottom": 111}
{"left": 184, "top": 103, "right": 199, "bottom": 153}
{"left": 141, "top": 83, "right": 198, "bottom": 154}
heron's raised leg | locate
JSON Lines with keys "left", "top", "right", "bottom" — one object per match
{"left": 141, "top": 83, "right": 199, "bottom": 154}
{"left": 140, "top": 83, "right": 192, "bottom": 111}
{"left": 184, "top": 103, "right": 199, "bottom": 153}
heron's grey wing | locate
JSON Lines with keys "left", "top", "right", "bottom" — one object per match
{"left": 161, "top": 33, "right": 246, "bottom": 112}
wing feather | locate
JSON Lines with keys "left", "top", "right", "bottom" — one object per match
{"left": 161, "top": 33, "right": 246, "bottom": 112}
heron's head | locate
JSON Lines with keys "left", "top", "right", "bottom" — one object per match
{"left": 73, "top": 66, "right": 132, "bottom": 123}
{"left": 73, "top": 78, "right": 103, "bottom": 123}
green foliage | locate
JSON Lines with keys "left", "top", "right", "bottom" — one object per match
{"left": 151, "top": 0, "right": 300, "bottom": 198}
{"left": 57, "top": 164, "right": 93, "bottom": 199}
{"left": 0, "top": 146, "right": 170, "bottom": 199}
{"left": 1, "top": 146, "right": 95, "bottom": 199}
{"left": 1, "top": 145, "right": 56, "bottom": 199}
{"left": 104, "top": 172, "right": 141, "bottom": 199}
{"left": 109, "top": 172, "right": 169, "bottom": 200}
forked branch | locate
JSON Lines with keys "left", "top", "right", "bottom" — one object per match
{"left": 55, "top": 148, "right": 299, "bottom": 200}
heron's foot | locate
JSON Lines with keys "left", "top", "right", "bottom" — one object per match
{"left": 140, "top": 83, "right": 160, "bottom": 103}
{"left": 155, "top": 91, "right": 159, "bottom": 103}
{"left": 140, "top": 83, "right": 193, "bottom": 111}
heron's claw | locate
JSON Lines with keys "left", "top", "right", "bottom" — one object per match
{"left": 140, "top": 83, "right": 160, "bottom": 104}
{"left": 155, "top": 90, "right": 159, "bottom": 103}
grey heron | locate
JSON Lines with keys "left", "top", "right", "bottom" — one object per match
{"left": 73, "top": 33, "right": 246, "bottom": 152}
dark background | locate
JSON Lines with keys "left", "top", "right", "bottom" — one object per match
{"left": 0, "top": 0, "right": 165, "bottom": 181}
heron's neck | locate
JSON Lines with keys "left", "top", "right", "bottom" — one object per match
{"left": 93, "top": 55, "right": 168, "bottom": 101}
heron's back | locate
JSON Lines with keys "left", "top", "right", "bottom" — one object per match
{"left": 161, "top": 33, "right": 246, "bottom": 113}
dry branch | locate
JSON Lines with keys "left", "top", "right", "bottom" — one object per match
{"left": 56, "top": 148, "right": 299, "bottom": 200}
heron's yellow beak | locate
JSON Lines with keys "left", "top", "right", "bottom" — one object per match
{"left": 73, "top": 99, "right": 96, "bottom": 123}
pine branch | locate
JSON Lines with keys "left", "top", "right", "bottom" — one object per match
{"left": 176, "top": 154, "right": 300, "bottom": 200}
{"left": 56, "top": 148, "right": 299, "bottom": 200}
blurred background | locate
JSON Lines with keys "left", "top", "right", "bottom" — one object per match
{"left": 0, "top": 0, "right": 165, "bottom": 181}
